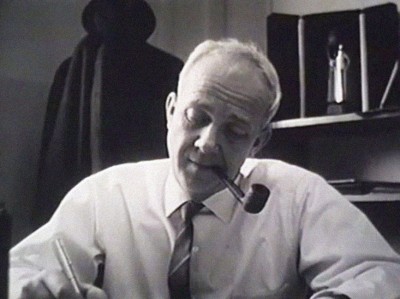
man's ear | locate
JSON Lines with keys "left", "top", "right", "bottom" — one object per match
{"left": 250, "top": 124, "right": 272, "bottom": 157}
{"left": 165, "top": 92, "right": 177, "bottom": 129}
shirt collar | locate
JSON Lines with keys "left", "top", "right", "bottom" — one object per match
{"left": 165, "top": 171, "right": 186, "bottom": 217}
{"left": 164, "top": 159, "right": 258, "bottom": 223}
{"left": 240, "top": 158, "right": 258, "bottom": 178}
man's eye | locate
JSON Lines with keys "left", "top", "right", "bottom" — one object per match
{"left": 226, "top": 125, "right": 249, "bottom": 139}
{"left": 185, "top": 108, "right": 208, "bottom": 126}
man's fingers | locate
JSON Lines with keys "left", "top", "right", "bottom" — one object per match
{"left": 18, "top": 269, "right": 107, "bottom": 299}
{"left": 23, "top": 269, "right": 82, "bottom": 299}
{"left": 84, "top": 284, "right": 108, "bottom": 299}
{"left": 20, "top": 276, "right": 54, "bottom": 299}
{"left": 43, "top": 269, "right": 83, "bottom": 298}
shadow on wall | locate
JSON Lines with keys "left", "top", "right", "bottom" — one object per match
{"left": 0, "top": 78, "right": 49, "bottom": 243}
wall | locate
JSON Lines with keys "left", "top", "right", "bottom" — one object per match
{"left": 0, "top": 0, "right": 271, "bottom": 244}
{"left": 0, "top": 1, "right": 87, "bottom": 243}
{"left": 147, "top": 0, "right": 270, "bottom": 60}
{"left": 272, "top": 0, "right": 400, "bottom": 14}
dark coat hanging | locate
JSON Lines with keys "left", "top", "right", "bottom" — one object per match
{"left": 34, "top": 0, "right": 183, "bottom": 228}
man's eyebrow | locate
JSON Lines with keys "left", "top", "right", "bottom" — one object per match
{"left": 227, "top": 114, "right": 252, "bottom": 129}
{"left": 186, "top": 101, "right": 211, "bottom": 112}
{"left": 187, "top": 97, "right": 253, "bottom": 129}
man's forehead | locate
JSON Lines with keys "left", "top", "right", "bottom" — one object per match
{"left": 180, "top": 52, "right": 267, "bottom": 110}
{"left": 190, "top": 52, "right": 254, "bottom": 78}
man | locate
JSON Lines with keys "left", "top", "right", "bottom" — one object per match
{"left": 10, "top": 39, "right": 400, "bottom": 298}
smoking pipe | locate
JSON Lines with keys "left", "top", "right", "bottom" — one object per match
{"left": 212, "top": 167, "right": 270, "bottom": 214}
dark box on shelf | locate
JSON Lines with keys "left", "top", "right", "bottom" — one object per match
{"left": 267, "top": 3, "right": 399, "bottom": 120}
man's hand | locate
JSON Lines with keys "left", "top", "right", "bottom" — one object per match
{"left": 19, "top": 269, "right": 108, "bottom": 299}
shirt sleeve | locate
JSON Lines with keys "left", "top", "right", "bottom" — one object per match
{"left": 9, "top": 177, "right": 103, "bottom": 299}
{"left": 296, "top": 174, "right": 400, "bottom": 299}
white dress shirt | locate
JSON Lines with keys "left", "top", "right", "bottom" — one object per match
{"left": 9, "top": 159, "right": 400, "bottom": 298}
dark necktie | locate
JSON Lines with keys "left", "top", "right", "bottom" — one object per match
{"left": 168, "top": 201, "right": 204, "bottom": 299}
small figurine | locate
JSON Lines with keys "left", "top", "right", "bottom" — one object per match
{"left": 327, "top": 32, "right": 350, "bottom": 115}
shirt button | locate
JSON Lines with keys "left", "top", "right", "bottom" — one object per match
{"left": 192, "top": 246, "right": 199, "bottom": 253}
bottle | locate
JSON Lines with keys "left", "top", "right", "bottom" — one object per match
{"left": 0, "top": 202, "right": 12, "bottom": 299}
{"left": 327, "top": 44, "right": 350, "bottom": 115}
{"left": 334, "top": 44, "right": 348, "bottom": 104}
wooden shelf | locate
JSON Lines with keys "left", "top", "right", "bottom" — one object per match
{"left": 271, "top": 109, "right": 400, "bottom": 136}
{"left": 267, "top": 109, "right": 400, "bottom": 204}
{"left": 347, "top": 192, "right": 400, "bottom": 202}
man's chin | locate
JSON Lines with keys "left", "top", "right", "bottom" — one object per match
{"left": 183, "top": 175, "right": 223, "bottom": 200}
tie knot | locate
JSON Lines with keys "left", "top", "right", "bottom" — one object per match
{"left": 182, "top": 201, "right": 203, "bottom": 222}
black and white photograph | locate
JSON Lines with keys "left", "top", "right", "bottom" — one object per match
{"left": 1, "top": 1, "right": 400, "bottom": 298}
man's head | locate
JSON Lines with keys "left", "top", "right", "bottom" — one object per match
{"left": 166, "top": 39, "right": 281, "bottom": 201}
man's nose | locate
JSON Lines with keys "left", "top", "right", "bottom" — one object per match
{"left": 194, "top": 125, "right": 220, "bottom": 154}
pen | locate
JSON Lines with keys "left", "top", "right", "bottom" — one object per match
{"left": 53, "top": 238, "right": 85, "bottom": 296}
